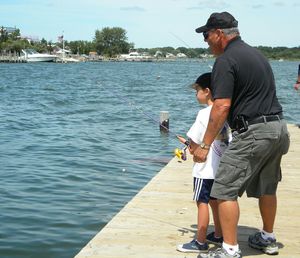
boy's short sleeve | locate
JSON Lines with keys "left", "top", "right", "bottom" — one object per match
{"left": 187, "top": 108, "right": 210, "bottom": 144}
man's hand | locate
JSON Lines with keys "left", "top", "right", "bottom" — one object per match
{"left": 191, "top": 98, "right": 231, "bottom": 163}
{"left": 192, "top": 146, "right": 210, "bottom": 163}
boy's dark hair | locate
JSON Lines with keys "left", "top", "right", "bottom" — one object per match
{"left": 192, "top": 72, "right": 212, "bottom": 91}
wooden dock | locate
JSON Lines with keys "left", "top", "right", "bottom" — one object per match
{"left": 75, "top": 124, "right": 300, "bottom": 258}
{"left": 0, "top": 52, "right": 26, "bottom": 63}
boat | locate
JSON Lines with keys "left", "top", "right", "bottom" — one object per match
{"left": 56, "top": 56, "right": 80, "bottom": 63}
{"left": 55, "top": 49, "right": 80, "bottom": 63}
{"left": 119, "top": 51, "right": 154, "bottom": 62}
{"left": 21, "top": 49, "right": 57, "bottom": 62}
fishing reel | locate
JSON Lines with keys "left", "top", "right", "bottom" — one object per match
{"left": 174, "top": 146, "right": 187, "bottom": 161}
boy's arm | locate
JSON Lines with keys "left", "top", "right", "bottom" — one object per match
{"left": 193, "top": 98, "right": 231, "bottom": 162}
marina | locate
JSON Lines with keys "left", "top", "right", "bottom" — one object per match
{"left": 75, "top": 124, "right": 300, "bottom": 258}
{"left": 0, "top": 51, "right": 181, "bottom": 63}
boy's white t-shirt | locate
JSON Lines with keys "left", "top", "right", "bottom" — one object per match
{"left": 187, "top": 105, "right": 231, "bottom": 179}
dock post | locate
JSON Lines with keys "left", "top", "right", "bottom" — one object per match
{"left": 159, "top": 111, "right": 169, "bottom": 133}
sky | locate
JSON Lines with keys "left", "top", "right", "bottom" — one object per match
{"left": 0, "top": 0, "right": 299, "bottom": 49}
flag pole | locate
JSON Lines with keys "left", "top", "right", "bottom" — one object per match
{"left": 62, "top": 31, "right": 65, "bottom": 63}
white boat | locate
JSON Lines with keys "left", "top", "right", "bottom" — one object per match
{"left": 57, "top": 56, "right": 80, "bottom": 63}
{"left": 55, "top": 48, "right": 80, "bottom": 63}
{"left": 119, "top": 51, "right": 153, "bottom": 62}
{"left": 21, "top": 49, "right": 57, "bottom": 62}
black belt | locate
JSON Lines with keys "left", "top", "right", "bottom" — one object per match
{"left": 247, "top": 114, "right": 283, "bottom": 126}
{"left": 232, "top": 114, "right": 283, "bottom": 133}
{"left": 247, "top": 114, "right": 283, "bottom": 125}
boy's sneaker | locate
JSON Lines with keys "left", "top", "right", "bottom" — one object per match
{"left": 207, "top": 232, "right": 223, "bottom": 246}
{"left": 200, "top": 247, "right": 242, "bottom": 258}
{"left": 248, "top": 231, "right": 279, "bottom": 255}
{"left": 177, "top": 239, "right": 208, "bottom": 253}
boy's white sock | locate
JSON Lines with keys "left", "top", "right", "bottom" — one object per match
{"left": 261, "top": 229, "right": 276, "bottom": 240}
{"left": 222, "top": 242, "right": 239, "bottom": 255}
{"left": 196, "top": 239, "right": 206, "bottom": 245}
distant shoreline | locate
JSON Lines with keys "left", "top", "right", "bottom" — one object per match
{"left": 1, "top": 55, "right": 299, "bottom": 64}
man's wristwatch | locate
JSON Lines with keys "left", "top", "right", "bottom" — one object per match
{"left": 199, "top": 142, "right": 210, "bottom": 150}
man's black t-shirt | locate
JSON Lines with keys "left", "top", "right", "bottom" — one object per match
{"left": 212, "top": 37, "right": 282, "bottom": 128}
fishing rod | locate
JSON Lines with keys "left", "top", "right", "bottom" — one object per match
{"left": 169, "top": 31, "right": 214, "bottom": 69}
{"left": 103, "top": 82, "right": 190, "bottom": 161}
{"left": 118, "top": 93, "right": 177, "bottom": 137}
{"left": 121, "top": 94, "right": 190, "bottom": 161}
{"left": 169, "top": 31, "right": 194, "bottom": 49}
{"left": 117, "top": 92, "right": 190, "bottom": 161}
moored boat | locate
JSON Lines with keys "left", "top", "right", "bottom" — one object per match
{"left": 119, "top": 51, "right": 154, "bottom": 62}
{"left": 20, "top": 49, "right": 57, "bottom": 62}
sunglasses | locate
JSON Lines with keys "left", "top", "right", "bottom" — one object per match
{"left": 203, "top": 31, "right": 210, "bottom": 40}
{"left": 203, "top": 29, "right": 217, "bottom": 40}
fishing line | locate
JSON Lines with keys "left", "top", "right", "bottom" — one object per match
{"left": 98, "top": 81, "right": 181, "bottom": 140}
{"left": 169, "top": 31, "right": 193, "bottom": 49}
{"left": 169, "top": 31, "right": 213, "bottom": 70}
{"left": 114, "top": 86, "right": 190, "bottom": 161}
{"left": 119, "top": 94, "right": 178, "bottom": 138}
{"left": 97, "top": 81, "right": 189, "bottom": 161}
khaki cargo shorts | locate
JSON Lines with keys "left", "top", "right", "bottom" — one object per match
{"left": 210, "top": 120, "right": 290, "bottom": 201}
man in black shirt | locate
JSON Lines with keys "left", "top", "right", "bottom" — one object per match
{"left": 192, "top": 12, "right": 290, "bottom": 258}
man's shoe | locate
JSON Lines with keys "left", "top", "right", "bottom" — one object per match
{"left": 207, "top": 231, "right": 223, "bottom": 246}
{"left": 248, "top": 231, "right": 279, "bottom": 255}
{"left": 200, "top": 247, "right": 242, "bottom": 258}
{"left": 177, "top": 239, "right": 208, "bottom": 253}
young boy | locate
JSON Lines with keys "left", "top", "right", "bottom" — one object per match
{"left": 176, "top": 72, "right": 231, "bottom": 253}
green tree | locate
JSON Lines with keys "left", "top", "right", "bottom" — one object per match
{"left": 0, "top": 26, "right": 8, "bottom": 42}
{"left": 0, "top": 39, "right": 29, "bottom": 54}
{"left": 176, "top": 47, "right": 188, "bottom": 54}
{"left": 47, "top": 41, "right": 54, "bottom": 54}
{"left": 68, "top": 40, "right": 95, "bottom": 55}
{"left": 9, "top": 29, "right": 21, "bottom": 41}
{"left": 94, "top": 27, "right": 131, "bottom": 57}
{"left": 40, "top": 38, "right": 48, "bottom": 46}
{"left": 160, "top": 46, "right": 175, "bottom": 54}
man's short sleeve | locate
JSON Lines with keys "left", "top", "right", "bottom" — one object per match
{"left": 212, "top": 57, "right": 235, "bottom": 100}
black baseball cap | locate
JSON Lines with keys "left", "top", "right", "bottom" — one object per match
{"left": 195, "top": 12, "right": 238, "bottom": 33}
{"left": 191, "top": 72, "right": 212, "bottom": 90}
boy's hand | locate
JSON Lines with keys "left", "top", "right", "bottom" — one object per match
{"left": 176, "top": 135, "right": 187, "bottom": 144}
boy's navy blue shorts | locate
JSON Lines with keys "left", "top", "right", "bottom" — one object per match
{"left": 193, "top": 178, "right": 215, "bottom": 203}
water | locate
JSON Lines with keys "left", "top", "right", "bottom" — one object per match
{"left": 0, "top": 60, "right": 299, "bottom": 258}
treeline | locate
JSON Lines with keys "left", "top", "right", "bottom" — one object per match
{"left": 256, "top": 46, "right": 300, "bottom": 60}
{"left": 139, "top": 46, "right": 300, "bottom": 60}
{"left": 0, "top": 26, "right": 132, "bottom": 56}
{"left": 1, "top": 26, "right": 299, "bottom": 60}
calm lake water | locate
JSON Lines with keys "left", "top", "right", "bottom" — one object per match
{"left": 0, "top": 60, "right": 299, "bottom": 258}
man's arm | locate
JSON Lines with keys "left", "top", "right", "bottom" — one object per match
{"left": 193, "top": 98, "right": 231, "bottom": 163}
